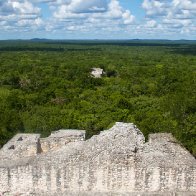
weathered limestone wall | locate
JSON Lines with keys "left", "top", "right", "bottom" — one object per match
{"left": 0, "top": 134, "right": 41, "bottom": 161}
{"left": 0, "top": 163, "right": 195, "bottom": 195}
{"left": 40, "top": 129, "right": 85, "bottom": 153}
{"left": 0, "top": 122, "right": 195, "bottom": 196}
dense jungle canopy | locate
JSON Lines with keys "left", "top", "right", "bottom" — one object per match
{"left": 0, "top": 40, "right": 195, "bottom": 156}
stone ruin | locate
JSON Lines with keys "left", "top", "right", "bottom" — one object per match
{"left": 91, "top": 68, "right": 104, "bottom": 78}
{"left": 0, "top": 122, "right": 195, "bottom": 196}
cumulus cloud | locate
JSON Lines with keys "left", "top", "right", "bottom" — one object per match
{"left": 53, "top": 0, "right": 134, "bottom": 24}
{"left": 66, "top": 0, "right": 108, "bottom": 13}
{"left": 142, "top": 0, "right": 196, "bottom": 20}
{"left": 173, "top": 0, "right": 196, "bottom": 10}
{"left": 145, "top": 20, "right": 157, "bottom": 28}
{"left": 0, "top": 0, "right": 136, "bottom": 36}
{"left": 141, "top": 0, "right": 196, "bottom": 38}
{"left": 0, "top": 1, "right": 40, "bottom": 17}
{"left": 0, "top": 0, "right": 43, "bottom": 32}
{"left": 0, "top": 0, "right": 195, "bottom": 39}
{"left": 49, "top": 0, "right": 135, "bottom": 35}
{"left": 142, "top": 0, "right": 167, "bottom": 16}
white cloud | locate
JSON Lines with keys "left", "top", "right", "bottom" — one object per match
{"left": 107, "top": 0, "right": 122, "bottom": 18}
{"left": 0, "top": 0, "right": 42, "bottom": 33}
{"left": 141, "top": 0, "right": 196, "bottom": 38}
{"left": 122, "top": 10, "right": 135, "bottom": 25}
{"left": 142, "top": 0, "right": 196, "bottom": 19}
{"left": 0, "top": 0, "right": 195, "bottom": 39}
{"left": 12, "top": 1, "right": 40, "bottom": 15}
{"left": 142, "top": 0, "right": 167, "bottom": 16}
{"left": 0, "top": 0, "right": 40, "bottom": 16}
{"left": 173, "top": 0, "right": 196, "bottom": 10}
{"left": 50, "top": 0, "right": 135, "bottom": 34}
{"left": 145, "top": 20, "right": 157, "bottom": 28}
{"left": 68, "top": 0, "right": 108, "bottom": 13}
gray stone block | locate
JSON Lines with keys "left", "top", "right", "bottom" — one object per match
{"left": 0, "top": 122, "right": 195, "bottom": 195}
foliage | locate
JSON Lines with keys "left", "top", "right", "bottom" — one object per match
{"left": 0, "top": 40, "right": 195, "bottom": 156}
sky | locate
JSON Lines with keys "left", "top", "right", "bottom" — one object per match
{"left": 0, "top": 0, "right": 196, "bottom": 40}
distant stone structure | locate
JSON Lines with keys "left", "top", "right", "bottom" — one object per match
{"left": 0, "top": 122, "right": 195, "bottom": 196}
{"left": 91, "top": 68, "right": 104, "bottom": 78}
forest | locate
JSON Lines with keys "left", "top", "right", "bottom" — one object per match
{"left": 0, "top": 40, "right": 195, "bottom": 156}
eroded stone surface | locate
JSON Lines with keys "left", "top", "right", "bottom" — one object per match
{"left": 0, "top": 134, "right": 40, "bottom": 161}
{"left": 0, "top": 122, "right": 195, "bottom": 196}
{"left": 40, "top": 129, "right": 85, "bottom": 153}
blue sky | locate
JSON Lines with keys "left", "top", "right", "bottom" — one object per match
{"left": 0, "top": 0, "right": 195, "bottom": 40}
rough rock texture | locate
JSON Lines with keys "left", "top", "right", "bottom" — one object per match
{"left": 0, "top": 134, "right": 41, "bottom": 161}
{"left": 40, "top": 129, "right": 85, "bottom": 153}
{"left": 0, "top": 122, "right": 195, "bottom": 196}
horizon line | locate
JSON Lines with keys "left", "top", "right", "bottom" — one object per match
{"left": 0, "top": 38, "right": 196, "bottom": 41}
